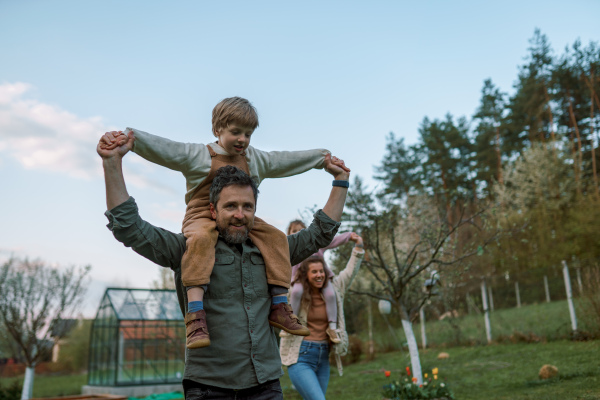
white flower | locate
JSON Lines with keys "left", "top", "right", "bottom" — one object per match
{"left": 441, "top": 383, "right": 445, "bottom": 387}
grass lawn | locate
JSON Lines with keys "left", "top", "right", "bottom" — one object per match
{"left": 281, "top": 340, "right": 600, "bottom": 399}
{"left": 3, "top": 374, "right": 87, "bottom": 398}
{"left": 4, "top": 341, "right": 598, "bottom": 399}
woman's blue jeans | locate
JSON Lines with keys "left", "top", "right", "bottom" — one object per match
{"left": 287, "top": 341, "right": 330, "bottom": 400}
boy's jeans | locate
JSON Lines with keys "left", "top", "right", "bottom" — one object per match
{"left": 287, "top": 341, "right": 330, "bottom": 400}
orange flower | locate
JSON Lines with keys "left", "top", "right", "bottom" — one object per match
{"left": 432, "top": 367, "right": 439, "bottom": 375}
{"left": 406, "top": 366, "right": 411, "bottom": 376}
{"left": 384, "top": 370, "right": 391, "bottom": 377}
{"left": 424, "top": 373, "right": 428, "bottom": 378}
{"left": 434, "top": 374, "right": 438, "bottom": 380}
{"left": 412, "top": 377, "right": 418, "bottom": 383}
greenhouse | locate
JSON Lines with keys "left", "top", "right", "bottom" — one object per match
{"left": 87, "top": 288, "right": 185, "bottom": 388}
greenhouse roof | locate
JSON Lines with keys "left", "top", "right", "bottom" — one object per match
{"left": 101, "top": 288, "right": 183, "bottom": 321}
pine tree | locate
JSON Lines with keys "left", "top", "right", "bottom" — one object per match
{"left": 473, "top": 78, "right": 507, "bottom": 195}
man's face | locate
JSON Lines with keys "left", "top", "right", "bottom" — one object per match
{"left": 210, "top": 185, "right": 256, "bottom": 243}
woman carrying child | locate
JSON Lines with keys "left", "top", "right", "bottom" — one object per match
{"left": 279, "top": 233, "right": 364, "bottom": 400}
{"left": 287, "top": 220, "right": 356, "bottom": 343}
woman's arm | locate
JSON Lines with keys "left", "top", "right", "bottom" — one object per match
{"left": 335, "top": 234, "right": 364, "bottom": 293}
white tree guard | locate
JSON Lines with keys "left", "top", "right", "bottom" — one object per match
{"left": 481, "top": 280, "right": 492, "bottom": 343}
{"left": 544, "top": 275, "right": 551, "bottom": 303}
{"left": 401, "top": 318, "right": 423, "bottom": 384}
{"left": 21, "top": 366, "right": 35, "bottom": 400}
{"left": 562, "top": 260, "right": 578, "bottom": 332}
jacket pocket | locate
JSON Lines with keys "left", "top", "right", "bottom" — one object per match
{"left": 205, "top": 254, "right": 236, "bottom": 298}
{"left": 250, "top": 253, "right": 270, "bottom": 298}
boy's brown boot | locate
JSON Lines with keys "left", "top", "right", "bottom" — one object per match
{"left": 326, "top": 328, "right": 341, "bottom": 344}
{"left": 268, "top": 303, "right": 310, "bottom": 336}
{"left": 185, "top": 310, "right": 211, "bottom": 349}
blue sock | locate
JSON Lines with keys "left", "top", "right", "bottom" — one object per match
{"left": 188, "top": 301, "right": 204, "bottom": 313}
{"left": 272, "top": 296, "right": 288, "bottom": 305}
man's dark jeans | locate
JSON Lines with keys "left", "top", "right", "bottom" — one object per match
{"left": 184, "top": 379, "right": 283, "bottom": 400}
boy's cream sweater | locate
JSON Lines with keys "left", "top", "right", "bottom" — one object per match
{"left": 128, "top": 128, "right": 330, "bottom": 204}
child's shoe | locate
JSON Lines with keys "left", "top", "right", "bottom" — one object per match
{"left": 185, "top": 310, "right": 211, "bottom": 349}
{"left": 326, "top": 327, "right": 341, "bottom": 344}
{"left": 268, "top": 303, "right": 310, "bottom": 336}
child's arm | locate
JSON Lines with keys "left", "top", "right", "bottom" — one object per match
{"left": 127, "top": 128, "right": 211, "bottom": 177}
{"left": 248, "top": 147, "right": 331, "bottom": 183}
{"left": 322, "top": 232, "right": 354, "bottom": 251}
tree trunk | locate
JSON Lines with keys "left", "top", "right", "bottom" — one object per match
{"left": 567, "top": 92, "right": 584, "bottom": 182}
{"left": 401, "top": 317, "right": 423, "bottom": 384}
{"left": 544, "top": 275, "right": 551, "bottom": 303}
{"left": 367, "top": 298, "right": 374, "bottom": 359}
{"left": 590, "top": 71, "right": 599, "bottom": 197}
{"left": 21, "top": 366, "right": 35, "bottom": 400}
{"left": 420, "top": 306, "right": 427, "bottom": 349}
{"left": 569, "top": 130, "right": 582, "bottom": 196}
{"left": 495, "top": 126, "right": 503, "bottom": 184}
{"left": 544, "top": 84, "right": 556, "bottom": 144}
{"left": 515, "top": 282, "right": 521, "bottom": 308}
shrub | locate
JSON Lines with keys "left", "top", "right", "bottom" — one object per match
{"left": 0, "top": 379, "right": 22, "bottom": 400}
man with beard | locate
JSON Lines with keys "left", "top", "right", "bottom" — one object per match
{"left": 98, "top": 132, "right": 350, "bottom": 399}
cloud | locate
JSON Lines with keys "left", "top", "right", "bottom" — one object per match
{"left": 0, "top": 82, "right": 177, "bottom": 194}
{"left": 0, "top": 82, "right": 112, "bottom": 179}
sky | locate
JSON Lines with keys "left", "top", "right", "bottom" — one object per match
{"left": 1, "top": 0, "right": 598, "bottom": 317}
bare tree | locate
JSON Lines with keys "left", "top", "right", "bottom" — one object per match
{"left": 0, "top": 258, "right": 90, "bottom": 399}
{"left": 152, "top": 266, "right": 176, "bottom": 290}
{"left": 346, "top": 185, "right": 498, "bottom": 384}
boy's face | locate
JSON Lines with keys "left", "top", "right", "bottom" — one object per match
{"left": 216, "top": 123, "right": 254, "bottom": 155}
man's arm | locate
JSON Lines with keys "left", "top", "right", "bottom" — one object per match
{"left": 288, "top": 154, "right": 350, "bottom": 264}
{"left": 98, "top": 131, "right": 186, "bottom": 270}
{"left": 321, "top": 154, "right": 350, "bottom": 222}
{"left": 98, "top": 131, "right": 135, "bottom": 209}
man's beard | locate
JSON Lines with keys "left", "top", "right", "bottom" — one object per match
{"left": 221, "top": 225, "right": 249, "bottom": 244}
{"left": 216, "top": 217, "right": 253, "bottom": 244}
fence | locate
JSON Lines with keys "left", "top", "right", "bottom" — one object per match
{"left": 346, "top": 259, "right": 600, "bottom": 351}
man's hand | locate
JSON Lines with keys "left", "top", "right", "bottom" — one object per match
{"left": 97, "top": 131, "right": 134, "bottom": 159}
{"left": 324, "top": 154, "right": 350, "bottom": 181}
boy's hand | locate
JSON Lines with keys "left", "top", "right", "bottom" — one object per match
{"left": 100, "top": 130, "right": 129, "bottom": 150}
{"left": 324, "top": 154, "right": 350, "bottom": 181}
{"left": 97, "top": 131, "right": 135, "bottom": 159}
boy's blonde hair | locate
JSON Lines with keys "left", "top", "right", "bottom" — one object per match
{"left": 212, "top": 97, "right": 259, "bottom": 136}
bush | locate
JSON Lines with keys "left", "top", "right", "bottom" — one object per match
{"left": 0, "top": 379, "right": 22, "bottom": 400}
{"left": 342, "top": 335, "right": 363, "bottom": 365}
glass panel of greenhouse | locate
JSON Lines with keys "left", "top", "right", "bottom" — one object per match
{"left": 88, "top": 288, "right": 185, "bottom": 386}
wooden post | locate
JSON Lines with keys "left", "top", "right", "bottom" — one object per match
{"left": 562, "top": 260, "right": 578, "bottom": 333}
{"left": 576, "top": 268, "right": 583, "bottom": 295}
{"left": 420, "top": 306, "right": 427, "bottom": 349}
{"left": 544, "top": 275, "right": 551, "bottom": 303}
{"left": 487, "top": 285, "right": 495, "bottom": 312}
{"left": 481, "top": 279, "right": 492, "bottom": 344}
{"left": 515, "top": 282, "right": 521, "bottom": 308}
{"left": 466, "top": 292, "right": 473, "bottom": 315}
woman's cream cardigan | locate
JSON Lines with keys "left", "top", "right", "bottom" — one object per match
{"left": 279, "top": 247, "right": 364, "bottom": 376}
